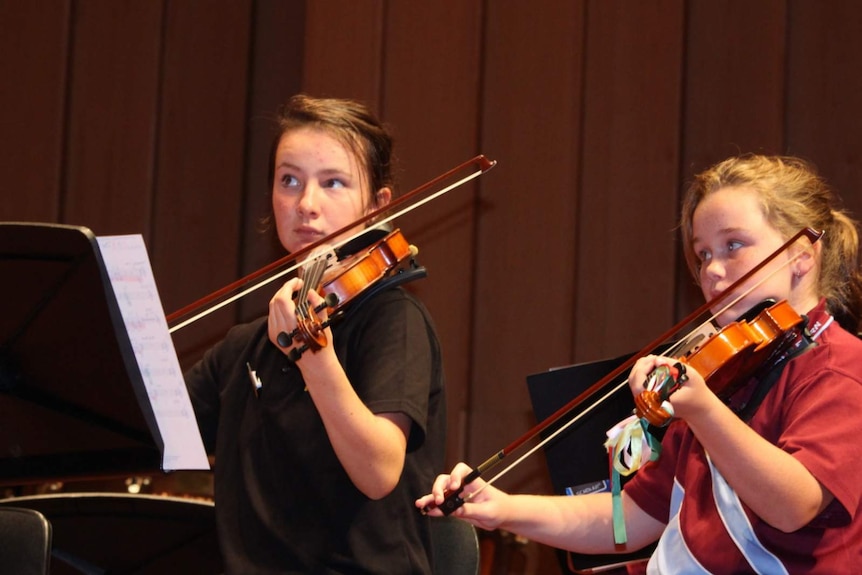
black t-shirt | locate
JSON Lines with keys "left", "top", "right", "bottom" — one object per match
{"left": 185, "top": 286, "right": 446, "bottom": 574}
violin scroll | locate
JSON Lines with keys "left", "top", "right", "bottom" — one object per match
{"left": 634, "top": 364, "right": 687, "bottom": 427}
{"left": 277, "top": 229, "right": 418, "bottom": 361}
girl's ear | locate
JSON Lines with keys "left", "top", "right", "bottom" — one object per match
{"left": 375, "top": 187, "right": 392, "bottom": 209}
{"left": 793, "top": 239, "right": 821, "bottom": 277}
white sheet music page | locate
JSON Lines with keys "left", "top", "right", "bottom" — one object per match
{"left": 96, "top": 234, "right": 210, "bottom": 471}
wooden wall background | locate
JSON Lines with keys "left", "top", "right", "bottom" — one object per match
{"left": 2, "top": 1, "right": 862, "bottom": 572}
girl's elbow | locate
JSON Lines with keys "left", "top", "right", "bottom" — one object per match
{"left": 357, "top": 462, "right": 404, "bottom": 500}
{"left": 773, "top": 514, "right": 810, "bottom": 533}
{"left": 361, "top": 474, "right": 399, "bottom": 500}
{"left": 771, "top": 500, "right": 828, "bottom": 533}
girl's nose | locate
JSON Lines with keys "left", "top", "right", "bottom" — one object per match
{"left": 296, "top": 185, "right": 319, "bottom": 217}
{"left": 701, "top": 258, "right": 725, "bottom": 284}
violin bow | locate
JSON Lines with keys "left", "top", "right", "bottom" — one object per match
{"left": 425, "top": 227, "right": 823, "bottom": 514}
{"left": 167, "top": 155, "right": 497, "bottom": 333}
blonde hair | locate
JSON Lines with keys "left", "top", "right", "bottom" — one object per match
{"left": 680, "top": 154, "right": 862, "bottom": 332}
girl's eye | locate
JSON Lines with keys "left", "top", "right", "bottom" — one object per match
{"left": 323, "top": 178, "right": 346, "bottom": 189}
{"left": 727, "top": 240, "right": 743, "bottom": 252}
{"left": 693, "top": 248, "right": 711, "bottom": 272}
{"left": 278, "top": 174, "right": 300, "bottom": 188}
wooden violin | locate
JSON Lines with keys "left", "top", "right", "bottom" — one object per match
{"left": 277, "top": 228, "right": 419, "bottom": 360}
{"left": 424, "top": 227, "right": 823, "bottom": 515}
{"left": 166, "top": 154, "right": 496, "bottom": 333}
{"left": 634, "top": 298, "right": 805, "bottom": 427}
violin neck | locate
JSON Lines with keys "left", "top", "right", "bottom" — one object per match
{"left": 297, "top": 256, "right": 329, "bottom": 315}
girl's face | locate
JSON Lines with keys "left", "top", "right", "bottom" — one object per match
{"left": 691, "top": 185, "right": 796, "bottom": 326}
{"left": 272, "top": 127, "right": 389, "bottom": 254}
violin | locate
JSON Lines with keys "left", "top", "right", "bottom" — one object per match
{"left": 166, "top": 155, "right": 496, "bottom": 333}
{"left": 634, "top": 299, "right": 805, "bottom": 427}
{"left": 277, "top": 228, "right": 419, "bottom": 360}
{"left": 424, "top": 227, "right": 823, "bottom": 516}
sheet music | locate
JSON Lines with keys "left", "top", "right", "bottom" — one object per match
{"left": 97, "top": 235, "right": 210, "bottom": 471}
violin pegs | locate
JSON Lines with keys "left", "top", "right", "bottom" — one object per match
{"left": 276, "top": 295, "right": 338, "bottom": 350}
{"left": 277, "top": 331, "right": 294, "bottom": 348}
{"left": 285, "top": 319, "right": 335, "bottom": 362}
{"left": 287, "top": 345, "right": 307, "bottom": 362}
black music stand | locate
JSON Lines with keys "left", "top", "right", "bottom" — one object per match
{"left": 0, "top": 222, "right": 164, "bottom": 483}
{"left": 526, "top": 355, "right": 660, "bottom": 574}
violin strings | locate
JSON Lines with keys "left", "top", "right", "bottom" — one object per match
{"left": 168, "top": 166, "right": 488, "bottom": 333}
{"left": 664, "top": 237, "right": 819, "bottom": 359}
{"left": 472, "top": 234, "right": 821, "bottom": 497}
{"left": 294, "top": 251, "right": 333, "bottom": 325}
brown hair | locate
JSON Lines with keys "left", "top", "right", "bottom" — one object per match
{"left": 267, "top": 94, "right": 395, "bottom": 208}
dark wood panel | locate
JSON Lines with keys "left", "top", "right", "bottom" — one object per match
{"left": 382, "top": 0, "right": 484, "bottom": 468}
{"left": 0, "top": 2, "right": 71, "bottom": 222}
{"left": 152, "top": 0, "right": 254, "bottom": 365}
{"left": 237, "top": 0, "right": 307, "bottom": 323}
{"left": 468, "top": 0, "right": 587, "bottom": 513}
{"left": 786, "top": 1, "right": 862, "bottom": 221}
{"left": 62, "top": 0, "right": 164, "bottom": 236}
{"left": 677, "top": 0, "right": 788, "bottom": 319}
{"left": 683, "top": 0, "right": 787, "bottom": 171}
{"left": 475, "top": 0, "right": 587, "bottom": 418}
{"left": 575, "top": 0, "right": 685, "bottom": 361}
{"left": 302, "top": 0, "right": 384, "bottom": 105}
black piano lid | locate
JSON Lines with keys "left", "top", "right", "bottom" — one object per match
{"left": 0, "top": 492, "right": 221, "bottom": 574}
{"left": 0, "top": 222, "right": 164, "bottom": 484}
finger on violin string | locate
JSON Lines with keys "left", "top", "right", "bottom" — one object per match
{"left": 632, "top": 354, "right": 658, "bottom": 372}
{"left": 270, "top": 283, "right": 300, "bottom": 317}
{"left": 280, "top": 276, "right": 304, "bottom": 296}
{"left": 626, "top": 356, "right": 656, "bottom": 393}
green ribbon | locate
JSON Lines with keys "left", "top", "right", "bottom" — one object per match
{"left": 604, "top": 415, "right": 661, "bottom": 544}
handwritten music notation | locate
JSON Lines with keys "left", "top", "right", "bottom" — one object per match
{"left": 97, "top": 235, "right": 209, "bottom": 471}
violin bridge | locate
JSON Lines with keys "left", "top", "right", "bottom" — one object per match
{"left": 675, "top": 322, "right": 717, "bottom": 359}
